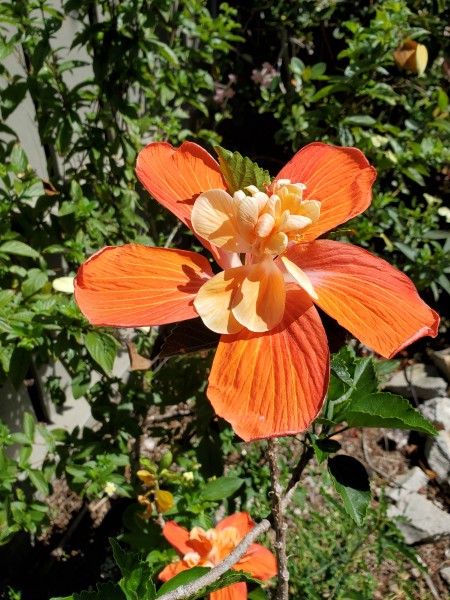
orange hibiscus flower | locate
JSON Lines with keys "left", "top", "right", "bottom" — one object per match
{"left": 159, "top": 512, "right": 277, "bottom": 600}
{"left": 74, "top": 141, "right": 439, "bottom": 441}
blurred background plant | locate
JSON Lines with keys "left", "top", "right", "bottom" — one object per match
{"left": 0, "top": 0, "right": 448, "bottom": 598}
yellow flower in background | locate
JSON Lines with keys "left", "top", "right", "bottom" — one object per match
{"left": 136, "top": 469, "right": 174, "bottom": 519}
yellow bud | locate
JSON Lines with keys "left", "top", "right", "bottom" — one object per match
{"left": 156, "top": 489, "right": 174, "bottom": 512}
{"left": 136, "top": 469, "right": 156, "bottom": 487}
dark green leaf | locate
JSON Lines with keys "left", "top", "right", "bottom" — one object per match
{"left": 214, "top": 146, "right": 271, "bottom": 194}
{"left": 70, "top": 581, "right": 126, "bottom": 599}
{"left": 85, "top": 332, "right": 119, "bottom": 374}
{"left": 309, "top": 434, "right": 341, "bottom": 464}
{"left": 110, "top": 539, "right": 156, "bottom": 600}
{"left": 201, "top": 476, "right": 244, "bottom": 501}
{"left": 9, "top": 347, "right": 31, "bottom": 388}
{"left": 344, "top": 392, "right": 437, "bottom": 435}
{"left": 328, "top": 455, "right": 371, "bottom": 526}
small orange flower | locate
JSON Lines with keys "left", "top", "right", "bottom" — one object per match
{"left": 74, "top": 142, "right": 439, "bottom": 441}
{"left": 159, "top": 512, "right": 277, "bottom": 600}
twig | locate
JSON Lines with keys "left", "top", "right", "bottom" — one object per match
{"left": 284, "top": 442, "right": 314, "bottom": 507}
{"left": 403, "top": 364, "right": 420, "bottom": 408}
{"left": 164, "top": 222, "right": 182, "bottom": 248}
{"left": 267, "top": 438, "right": 289, "bottom": 600}
{"left": 156, "top": 518, "right": 272, "bottom": 600}
{"left": 422, "top": 571, "right": 442, "bottom": 600}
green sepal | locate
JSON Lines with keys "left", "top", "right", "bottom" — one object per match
{"left": 214, "top": 146, "right": 271, "bottom": 194}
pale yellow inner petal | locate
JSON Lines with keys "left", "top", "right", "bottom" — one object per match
{"left": 192, "top": 189, "right": 251, "bottom": 253}
{"left": 194, "top": 267, "right": 248, "bottom": 334}
{"left": 281, "top": 256, "right": 318, "bottom": 299}
{"left": 232, "top": 258, "right": 286, "bottom": 332}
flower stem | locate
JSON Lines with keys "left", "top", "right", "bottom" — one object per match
{"left": 267, "top": 438, "right": 289, "bottom": 600}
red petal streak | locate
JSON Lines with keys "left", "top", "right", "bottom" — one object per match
{"left": 211, "top": 583, "right": 247, "bottom": 600}
{"left": 162, "top": 521, "right": 192, "bottom": 556}
{"left": 286, "top": 240, "right": 439, "bottom": 358}
{"left": 208, "top": 290, "right": 330, "bottom": 441}
{"left": 136, "top": 142, "right": 230, "bottom": 266}
{"left": 74, "top": 244, "right": 213, "bottom": 327}
{"left": 236, "top": 544, "right": 278, "bottom": 580}
{"left": 275, "top": 142, "right": 377, "bottom": 240}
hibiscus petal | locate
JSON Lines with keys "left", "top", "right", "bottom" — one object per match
{"left": 74, "top": 244, "right": 213, "bottom": 327}
{"left": 192, "top": 189, "right": 251, "bottom": 252}
{"left": 286, "top": 240, "right": 439, "bottom": 358}
{"left": 162, "top": 521, "right": 191, "bottom": 556}
{"left": 158, "top": 560, "right": 187, "bottom": 582}
{"left": 136, "top": 141, "right": 226, "bottom": 226}
{"left": 232, "top": 259, "right": 286, "bottom": 333}
{"left": 275, "top": 142, "right": 377, "bottom": 240}
{"left": 208, "top": 289, "right": 330, "bottom": 441}
{"left": 237, "top": 544, "right": 277, "bottom": 580}
{"left": 216, "top": 512, "right": 254, "bottom": 537}
{"left": 136, "top": 142, "right": 232, "bottom": 268}
{"left": 211, "top": 583, "right": 247, "bottom": 600}
{"left": 194, "top": 267, "right": 249, "bottom": 334}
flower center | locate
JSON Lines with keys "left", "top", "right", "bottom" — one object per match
{"left": 234, "top": 179, "right": 321, "bottom": 259}
{"left": 183, "top": 526, "right": 241, "bottom": 568}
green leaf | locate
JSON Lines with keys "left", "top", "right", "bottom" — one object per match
{"left": 309, "top": 434, "right": 341, "bottom": 464}
{"left": 193, "top": 569, "right": 262, "bottom": 599}
{"left": 22, "top": 269, "right": 48, "bottom": 297}
{"left": 341, "top": 115, "right": 377, "bottom": 126}
{"left": 70, "top": 581, "right": 126, "bottom": 599}
{"left": 56, "top": 119, "right": 73, "bottom": 156}
{"left": 344, "top": 392, "right": 437, "bottom": 435}
{"left": 11, "top": 144, "right": 28, "bottom": 174}
{"left": 28, "top": 469, "right": 50, "bottom": 495}
{"left": 156, "top": 567, "right": 261, "bottom": 599}
{"left": 201, "top": 476, "right": 244, "bottom": 501}
{"left": 328, "top": 455, "right": 371, "bottom": 526}
{"left": 402, "top": 166, "right": 425, "bottom": 186}
{"left": 0, "top": 240, "right": 40, "bottom": 259}
{"left": 156, "top": 567, "right": 210, "bottom": 598}
{"left": 248, "top": 588, "right": 268, "bottom": 599}
{"left": 330, "top": 355, "right": 354, "bottom": 386}
{"left": 85, "top": 332, "right": 119, "bottom": 374}
{"left": 23, "top": 412, "right": 35, "bottom": 441}
{"left": 214, "top": 146, "right": 271, "bottom": 195}
{"left": 110, "top": 538, "right": 156, "bottom": 600}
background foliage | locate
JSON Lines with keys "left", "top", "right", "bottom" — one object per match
{"left": 0, "top": 0, "right": 448, "bottom": 598}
